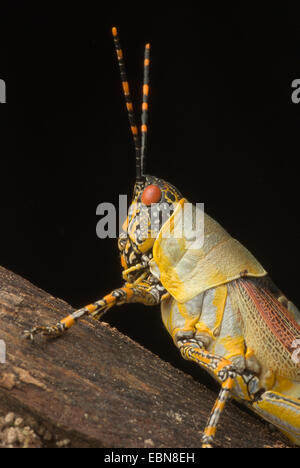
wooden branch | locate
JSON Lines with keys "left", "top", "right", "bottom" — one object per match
{"left": 0, "top": 265, "right": 292, "bottom": 448}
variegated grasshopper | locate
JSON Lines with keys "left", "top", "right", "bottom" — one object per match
{"left": 24, "top": 27, "right": 300, "bottom": 448}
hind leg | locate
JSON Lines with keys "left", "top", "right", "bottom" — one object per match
{"left": 252, "top": 390, "right": 300, "bottom": 445}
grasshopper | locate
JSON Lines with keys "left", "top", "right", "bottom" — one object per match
{"left": 24, "top": 27, "right": 300, "bottom": 448}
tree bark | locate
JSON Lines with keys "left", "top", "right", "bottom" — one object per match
{"left": 0, "top": 265, "right": 292, "bottom": 448}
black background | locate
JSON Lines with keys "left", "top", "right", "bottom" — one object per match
{"left": 0, "top": 4, "right": 300, "bottom": 385}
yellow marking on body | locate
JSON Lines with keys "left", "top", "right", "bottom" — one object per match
{"left": 141, "top": 124, "right": 147, "bottom": 132}
{"left": 207, "top": 270, "right": 227, "bottom": 290}
{"left": 165, "top": 301, "right": 174, "bottom": 336}
{"left": 177, "top": 302, "right": 199, "bottom": 331}
{"left": 142, "top": 102, "right": 148, "bottom": 110}
{"left": 144, "top": 58, "right": 150, "bottom": 66}
{"left": 274, "top": 375, "right": 294, "bottom": 395}
{"left": 138, "top": 237, "right": 155, "bottom": 253}
{"left": 245, "top": 347, "right": 255, "bottom": 359}
{"left": 60, "top": 315, "right": 75, "bottom": 328}
{"left": 261, "top": 369, "right": 276, "bottom": 391}
{"left": 153, "top": 237, "right": 184, "bottom": 297}
{"left": 126, "top": 102, "right": 133, "bottom": 111}
{"left": 168, "top": 211, "right": 175, "bottom": 236}
{"left": 117, "top": 49, "right": 123, "bottom": 59}
{"left": 195, "top": 321, "right": 215, "bottom": 339}
{"left": 219, "top": 335, "right": 245, "bottom": 360}
{"left": 212, "top": 285, "right": 227, "bottom": 335}
{"left": 112, "top": 27, "right": 118, "bottom": 37}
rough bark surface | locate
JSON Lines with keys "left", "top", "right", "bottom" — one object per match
{"left": 0, "top": 265, "right": 292, "bottom": 448}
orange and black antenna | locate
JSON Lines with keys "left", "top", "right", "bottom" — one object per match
{"left": 112, "top": 27, "right": 143, "bottom": 181}
{"left": 141, "top": 43, "right": 150, "bottom": 176}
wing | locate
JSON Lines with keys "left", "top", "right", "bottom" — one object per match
{"left": 229, "top": 278, "right": 300, "bottom": 380}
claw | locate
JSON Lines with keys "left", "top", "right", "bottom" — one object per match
{"left": 23, "top": 329, "right": 34, "bottom": 341}
{"left": 22, "top": 323, "right": 65, "bottom": 340}
{"left": 201, "top": 435, "right": 214, "bottom": 448}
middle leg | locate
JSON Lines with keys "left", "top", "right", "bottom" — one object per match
{"left": 179, "top": 341, "right": 236, "bottom": 448}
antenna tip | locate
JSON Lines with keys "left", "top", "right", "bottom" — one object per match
{"left": 112, "top": 26, "right": 118, "bottom": 37}
{"left": 146, "top": 43, "right": 150, "bottom": 49}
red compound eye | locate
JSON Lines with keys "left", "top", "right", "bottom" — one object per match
{"left": 141, "top": 184, "right": 162, "bottom": 205}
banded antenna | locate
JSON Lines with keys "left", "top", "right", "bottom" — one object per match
{"left": 112, "top": 27, "right": 150, "bottom": 182}
{"left": 112, "top": 27, "right": 142, "bottom": 181}
{"left": 141, "top": 43, "right": 150, "bottom": 177}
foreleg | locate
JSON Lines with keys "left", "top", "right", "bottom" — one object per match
{"left": 24, "top": 281, "right": 167, "bottom": 340}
